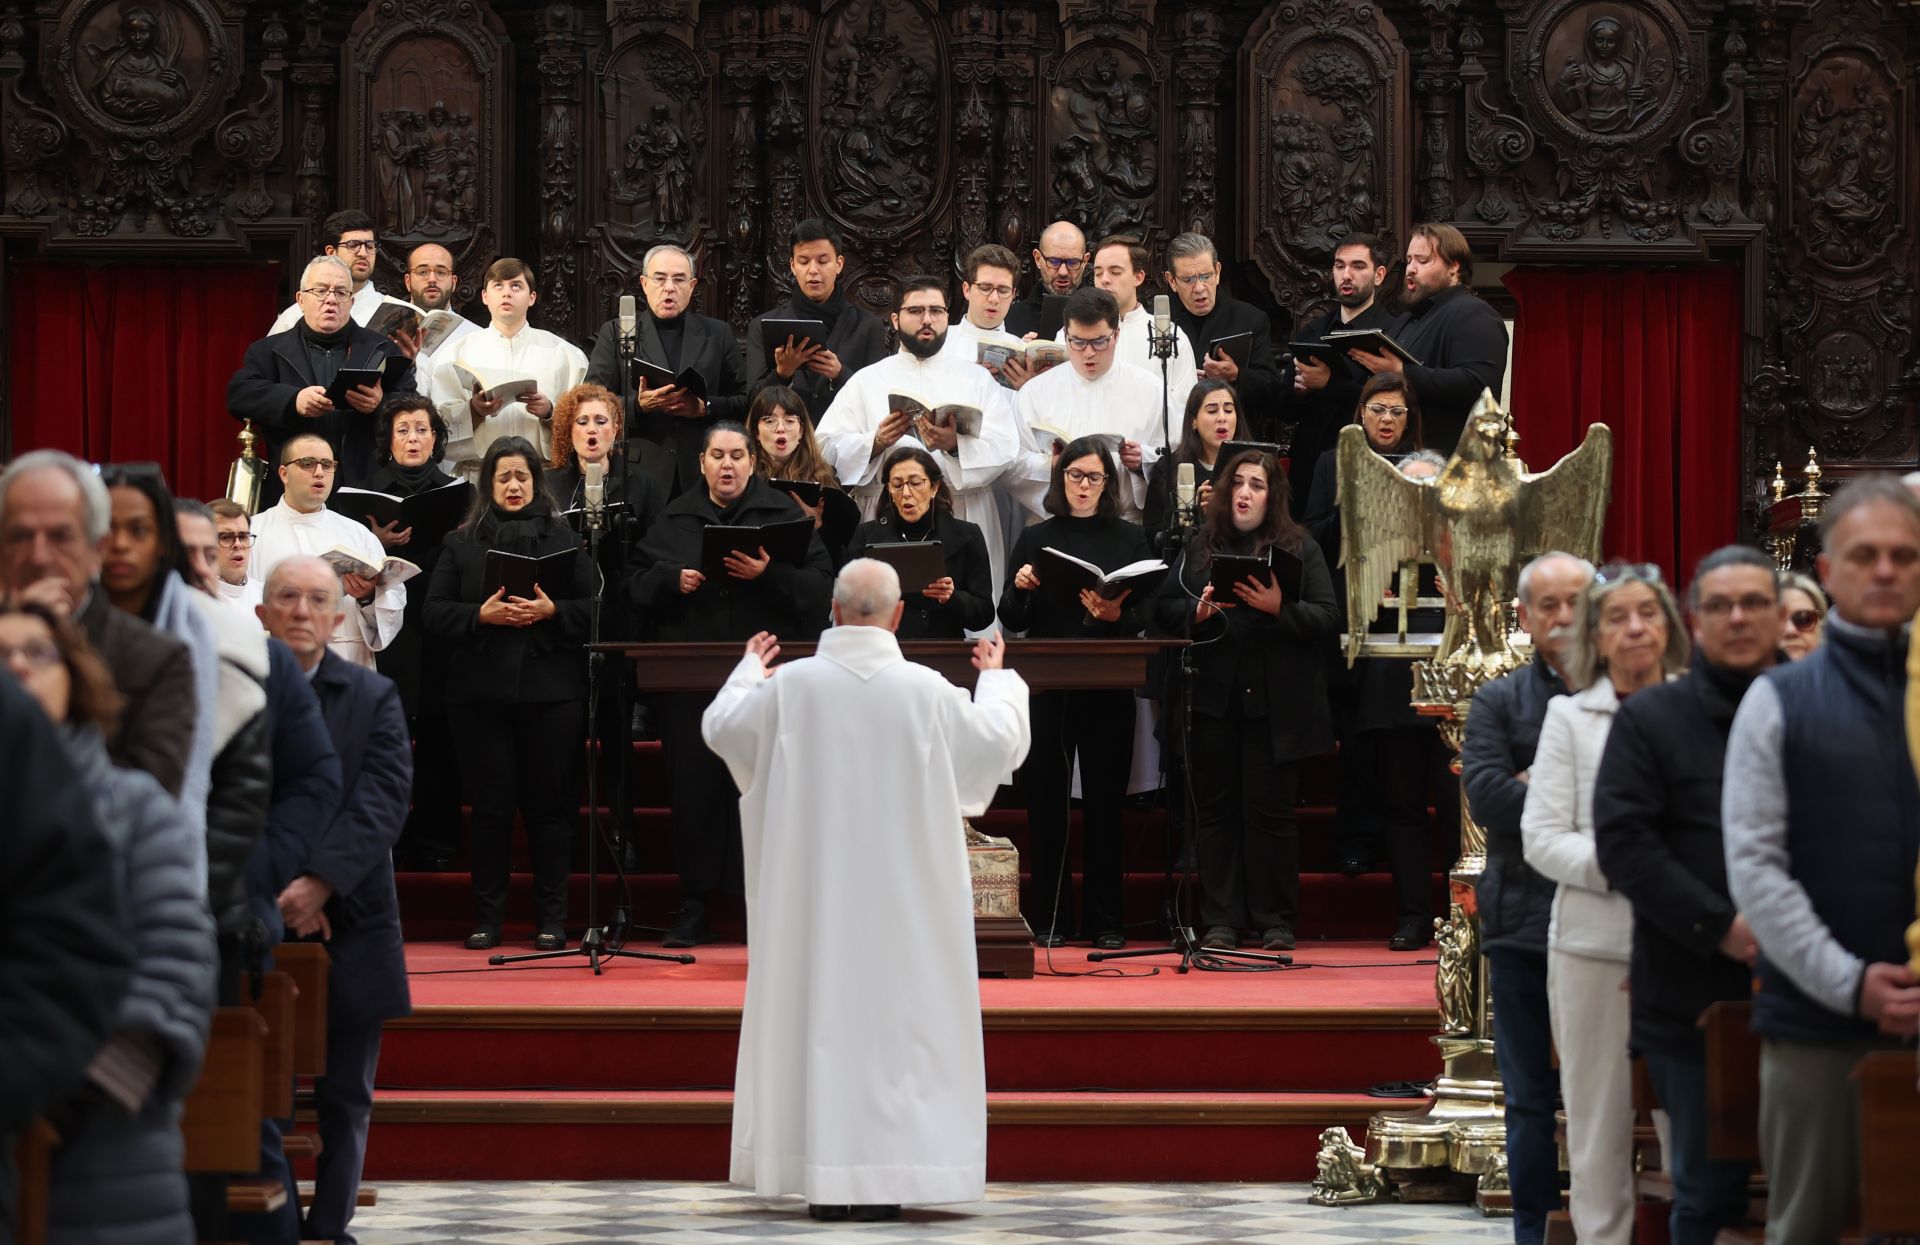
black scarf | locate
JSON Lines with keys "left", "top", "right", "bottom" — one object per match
{"left": 387, "top": 461, "right": 451, "bottom": 496}
{"left": 798, "top": 288, "right": 848, "bottom": 335}
{"left": 476, "top": 499, "right": 554, "bottom": 551}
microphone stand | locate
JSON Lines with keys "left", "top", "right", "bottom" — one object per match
{"left": 493, "top": 499, "right": 693, "bottom": 974}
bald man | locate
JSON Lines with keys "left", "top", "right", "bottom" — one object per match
{"left": 1005, "top": 220, "right": 1089, "bottom": 338}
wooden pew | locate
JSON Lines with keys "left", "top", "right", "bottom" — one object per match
{"left": 1701, "top": 1001, "right": 1762, "bottom": 1166}
{"left": 12, "top": 1119, "right": 57, "bottom": 1245}
{"left": 1855, "top": 1048, "right": 1920, "bottom": 1236}
{"left": 181, "top": 1007, "right": 268, "bottom": 1173}
{"left": 243, "top": 971, "right": 298, "bottom": 1121}
{"left": 272, "top": 942, "right": 330, "bottom": 1076}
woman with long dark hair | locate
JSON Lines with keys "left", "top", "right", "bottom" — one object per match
{"left": 425, "top": 436, "right": 592, "bottom": 950}
{"left": 748, "top": 384, "right": 853, "bottom": 564}
{"left": 998, "top": 436, "right": 1154, "bottom": 949}
{"left": 1144, "top": 379, "right": 1241, "bottom": 539}
{"left": 1152, "top": 450, "right": 1339, "bottom": 950}
{"left": 844, "top": 445, "right": 993, "bottom": 638}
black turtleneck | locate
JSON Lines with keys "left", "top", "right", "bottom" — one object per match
{"left": 297, "top": 319, "right": 351, "bottom": 388}
{"left": 653, "top": 313, "right": 687, "bottom": 371}
{"left": 801, "top": 288, "right": 847, "bottom": 334}
{"left": 999, "top": 512, "right": 1153, "bottom": 638}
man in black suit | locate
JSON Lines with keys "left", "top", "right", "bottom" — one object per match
{"left": 1164, "top": 231, "right": 1286, "bottom": 437}
{"left": 585, "top": 243, "right": 750, "bottom": 498}
{"left": 1348, "top": 221, "right": 1509, "bottom": 454}
{"left": 1004, "top": 219, "right": 1089, "bottom": 338}
{"left": 745, "top": 218, "right": 890, "bottom": 420}
{"left": 1288, "top": 234, "right": 1395, "bottom": 515}
{"left": 257, "top": 554, "right": 411, "bottom": 1245}
{"left": 227, "top": 254, "right": 418, "bottom": 500}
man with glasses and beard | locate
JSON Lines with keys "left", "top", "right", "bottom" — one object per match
{"left": 1164, "top": 232, "right": 1285, "bottom": 437}
{"left": 816, "top": 276, "right": 1018, "bottom": 597}
{"left": 1286, "top": 234, "right": 1395, "bottom": 516}
{"left": 586, "top": 243, "right": 751, "bottom": 497}
{"left": 1005, "top": 220, "right": 1090, "bottom": 338}
{"left": 382, "top": 242, "right": 479, "bottom": 385}
{"left": 269, "top": 209, "right": 389, "bottom": 333}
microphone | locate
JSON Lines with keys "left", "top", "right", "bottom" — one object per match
{"left": 618, "top": 294, "right": 637, "bottom": 356}
{"left": 583, "top": 459, "right": 606, "bottom": 531}
{"left": 1147, "top": 293, "right": 1178, "bottom": 361}
{"left": 1175, "top": 461, "right": 1197, "bottom": 528}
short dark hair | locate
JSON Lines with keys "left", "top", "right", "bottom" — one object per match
{"left": 484, "top": 257, "right": 536, "bottom": 291}
{"left": 208, "top": 499, "right": 249, "bottom": 523}
{"left": 376, "top": 393, "right": 449, "bottom": 466}
{"left": 323, "top": 209, "right": 376, "bottom": 245}
{"left": 895, "top": 275, "right": 947, "bottom": 312}
{"left": 1093, "top": 234, "right": 1151, "bottom": 278}
{"left": 1333, "top": 232, "right": 1390, "bottom": 270}
{"left": 1063, "top": 286, "right": 1119, "bottom": 333}
{"left": 173, "top": 498, "right": 215, "bottom": 524}
{"left": 1686, "top": 545, "right": 1779, "bottom": 611}
{"left": 1410, "top": 222, "right": 1474, "bottom": 284}
{"left": 790, "top": 218, "right": 844, "bottom": 255}
{"left": 964, "top": 244, "right": 1020, "bottom": 283}
{"left": 876, "top": 445, "right": 954, "bottom": 524}
{"left": 702, "top": 419, "right": 752, "bottom": 454}
{"left": 279, "top": 432, "right": 335, "bottom": 465}
{"left": 1043, "top": 436, "right": 1121, "bottom": 520}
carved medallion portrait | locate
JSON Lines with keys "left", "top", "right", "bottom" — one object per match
{"left": 1527, "top": 0, "right": 1689, "bottom": 145}
{"left": 1045, "top": 45, "right": 1159, "bottom": 239}
{"left": 808, "top": 0, "right": 948, "bottom": 237}
{"left": 367, "top": 39, "right": 483, "bottom": 240}
{"left": 598, "top": 40, "right": 708, "bottom": 240}
{"left": 1790, "top": 53, "right": 1897, "bottom": 272}
{"left": 54, "top": 0, "right": 227, "bottom": 135}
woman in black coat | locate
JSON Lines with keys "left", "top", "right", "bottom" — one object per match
{"left": 629, "top": 420, "right": 835, "bottom": 947}
{"left": 844, "top": 445, "right": 993, "bottom": 639}
{"left": 1143, "top": 378, "right": 1242, "bottom": 542}
{"left": 1152, "top": 450, "right": 1339, "bottom": 951}
{"left": 998, "top": 437, "right": 1155, "bottom": 950}
{"left": 359, "top": 393, "right": 469, "bottom": 868}
{"left": 425, "top": 436, "right": 592, "bottom": 951}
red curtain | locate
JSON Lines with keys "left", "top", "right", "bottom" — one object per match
{"left": 8, "top": 260, "right": 282, "bottom": 501}
{"left": 1502, "top": 265, "right": 1743, "bottom": 582}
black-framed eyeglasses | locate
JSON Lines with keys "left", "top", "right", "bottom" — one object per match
{"left": 1064, "top": 468, "right": 1107, "bottom": 485}
{"left": 216, "top": 532, "right": 257, "bottom": 548}
{"left": 333, "top": 239, "right": 378, "bottom": 253}
{"left": 287, "top": 457, "right": 339, "bottom": 473}
{"left": 887, "top": 476, "right": 932, "bottom": 493}
{"left": 1594, "top": 560, "right": 1662, "bottom": 585}
{"left": 299, "top": 286, "right": 351, "bottom": 304}
{"left": 1042, "top": 256, "right": 1085, "bottom": 271}
{"left": 1697, "top": 593, "right": 1777, "bottom": 618}
{"left": 1065, "top": 334, "right": 1114, "bottom": 352}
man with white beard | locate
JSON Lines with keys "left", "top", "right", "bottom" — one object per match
{"left": 249, "top": 432, "right": 405, "bottom": 668}
{"left": 815, "top": 276, "right": 1019, "bottom": 596}
{"left": 702, "top": 559, "right": 1030, "bottom": 1223}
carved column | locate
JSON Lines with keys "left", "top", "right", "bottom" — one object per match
{"left": 216, "top": 9, "right": 287, "bottom": 223}
{"left": 950, "top": 2, "right": 996, "bottom": 269}
{"left": 994, "top": 7, "right": 1040, "bottom": 254}
{"left": 289, "top": 0, "right": 332, "bottom": 232}
{"left": 761, "top": 2, "right": 808, "bottom": 302}
{"left": 1412, "top": 0, "right": 1461, "bottom": 225}
{"left": 719, "top": 7, "right": 763, "bottom": 334}
{"left": 0, "top": 7, "right": 69, "bottom": 218}
{"left": 1171, "top": 6, "right": 1225, "bottom": 239}
{"left": 533, "top": 2, "right": 580, "bottom": 333}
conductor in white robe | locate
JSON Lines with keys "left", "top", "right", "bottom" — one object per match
{"left": 815, "top": 276, "right": 1019, "bottom": 597}
{"left": 702, "top": 560, "right": 1031, "bottom": 1221}
{"left": 250, "top": 432, "right": 405, "bottom": 668}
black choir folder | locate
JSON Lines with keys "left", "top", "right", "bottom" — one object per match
{"left": 322, "top": 355, "right": 410, "bottom": 406}
{"left": 1290, "top": 329, "right": 1423, "bottom": 369}
{"left": 862, "top": 541, "right": 948, "bottom": 594}
{"left": 758, "top": 318, "right": 830, "bottom": 368}
{"left": 1035, "top": 546, "right": 1168, "bottom": 608}
{"left": 328, "top": 478, "right": 473, "bottom": 547}
{"left": 630, "top": 357, "right": 709, "bottom": 402}
{"left": 764, "top": 479, "right": 860, "bottom": 551}
{"left": 483, "top": 548, "right": 576, "bottom": 599}
{"left": 1206, "top": 545, "right": 1303, "bottom": 603}
{"left": 699, "top": 516, "right": 814, "bottom": 578}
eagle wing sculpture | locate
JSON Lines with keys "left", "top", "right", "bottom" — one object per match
{"left": 1336, "top": 422, "right": 1433, "bottom": 664}
{"left": 1517, "top": 423, "right": 1614, "bottom": 567}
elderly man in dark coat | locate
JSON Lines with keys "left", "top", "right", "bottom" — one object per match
{"left": 227, "top": 254, "right": 417, "bottom": 499}
{"left": 258, "top": 555, "right": 413, "bottom": 1245}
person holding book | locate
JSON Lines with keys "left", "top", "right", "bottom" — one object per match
{"left": 998, "top": 438, "right": 1155, "bottom": 948}
{"left": 1144, "top": 378, "right": 1241, "bottom": 541}
{"left": 816, "top": 275, "right": 1019, "bottom": 596}
{"left": 1286, "top": 234, "right": 1394, "bottom": 515}
{"left": 1347, "top": 222, "right": 1509, "bottom": 454}
{"left": 424, "top": 436, "right": 593, "bottom": 951}
{"left": 1152, "top": 449, "right": 1337, "bottom": 951}
{"left": 584, "top": 243, "right": 750, "bottom": 497}
{"left": 430, "top": 257, "right": 588, "bottom": 484}
{"left": 630, "top": 421, "right": 835, "bottom": 947}
{"left": 938, "top": 244, "right": 1057, "bottom": 390}
{"left": 384, "top": 241, "right": 479, "bottom": 384}
{"left": 359, "top": 393, "right": 465, "bottom": 869}
{"left": 1164, "top": 233, "right": 1284, "bottom": 436}
{"left": 745, "top": 218, "right": 891, "bottom": 415}
{"left": 1005, "top": 219, "right": 1089, "bottom": 338}
{"left": 227, "top": 252, "right": 418, "bottom": 501}
{"left": 845, "top": 446, "right": 994, "bottom": 640}
{"left": 748, "top": 385, "right": 856, "bottom": 566}
{"left": 1009, "top": 287, "right": 1167, "bottom": 523}
{"left": 250, "top": 432, "right": 407, "bottom": 669}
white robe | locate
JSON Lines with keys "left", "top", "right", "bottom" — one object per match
{"left": 1008, "top": 360, "right": 1167, "bottom": 522}
{"left": 935, "top": 314, "right": 1014, "bottom": 368}
{"left": 702, "top": 625, "right": 1031, "bottom": 1207}
{"left": 1056, "top": 301, "right": 1197, "bottom": 444}
{"left": 408, "top": 305, "right": 482, "bottom": 390}
{"left": 429, "top": 324, "right": 587, "bottom": 480}
{"left": 216, "top": 575, "right": 263, "bottom": 618}
{"left": 815, "top": 349, "right": 1020, "bottom": 599}
{"left": 268, "top": 282, "right": 386, "bottom": 335}
{"left": 248, "top": 500, "right": 404, "bottom": 668}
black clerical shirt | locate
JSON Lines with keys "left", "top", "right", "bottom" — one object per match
{"left": 1389, "top": 285, "right": 1509, "bottom": 454}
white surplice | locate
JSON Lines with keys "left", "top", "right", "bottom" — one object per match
{"left": 702, "top": 625, "right": 1031, "bottom": 1207}
{"left": 216, "top": 575, "right": 263, "bottom": 618}
{"left": 248, "top": 499, "right": 404, "bottom": 668}
{"left": 1056, "top": 301, "right": 1196, "bottom": 443}
{"left": 1007, "top": 360, "right": 1167, "bottom": 522}
{"left": 815, "top": 349, "right": 1020, "bottom": 598}
{"left": 268, "top": 282, "right": 385, "bottom": 335}
{"left": 429, "top": 323, "right": 587, "bottom": 480}
{"left": 407, "top": 305, "right": 481, "bottom": 388}
{"left": 935, "top": 314, "right": 1012, "bottom": 368}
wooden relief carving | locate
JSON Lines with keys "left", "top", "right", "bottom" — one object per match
{"left": 1240, "top": 0, "right": 1405, "bottom": 310}
{"left": 1043, "top": 44, "right": 1160, "bottom": 239}
{"left": 809, "top": 0, "right": 948, "bottom": 238}
{"left": 343, "top": 0, "right": 511, "bottom": 315}
{"left": 599, "top": 41, "right": 707, "bottom": 240}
